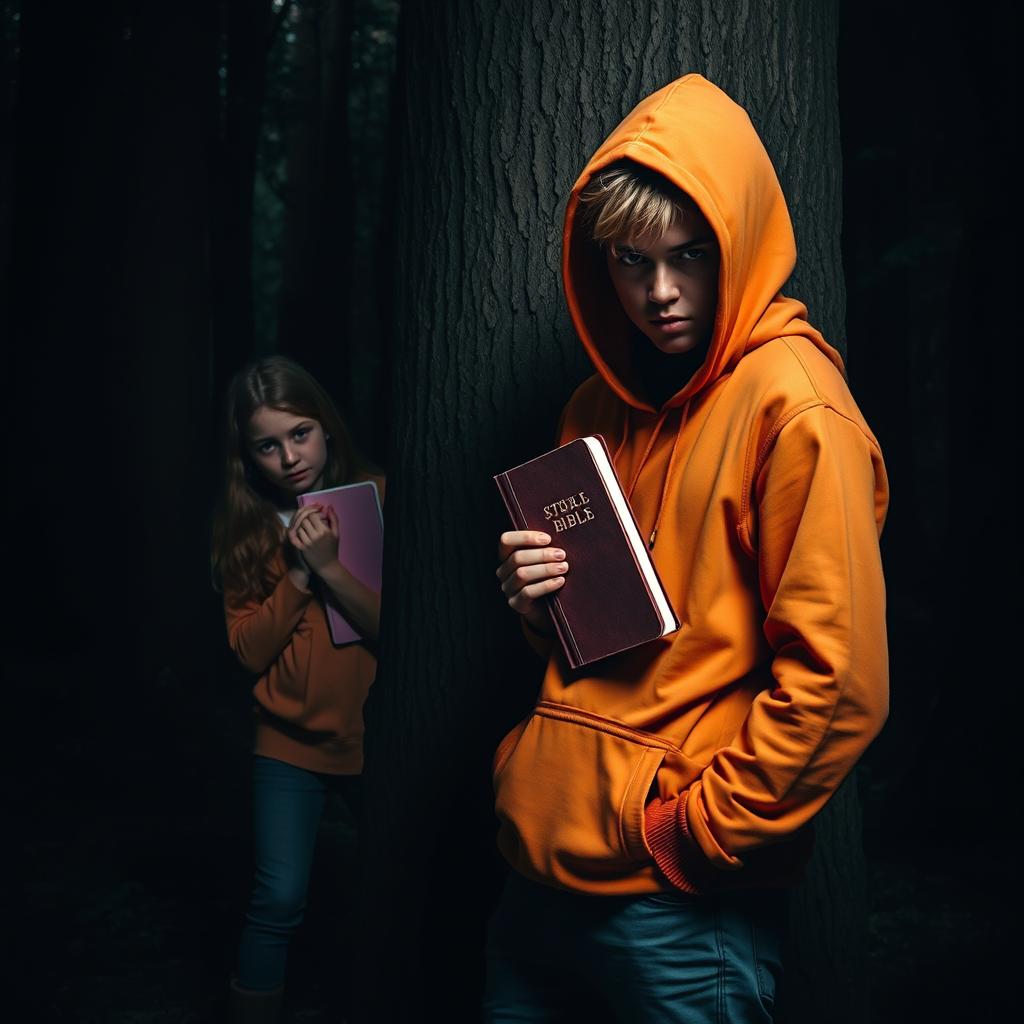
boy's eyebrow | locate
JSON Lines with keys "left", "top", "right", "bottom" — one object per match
{"left": 667, "top": 235, "right": 715, "bottom": 251}
{"left": 617, "top": 235, "right": 715, "bottom": 253}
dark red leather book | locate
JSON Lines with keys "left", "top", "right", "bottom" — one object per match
{"left": 494, "top": 435, "right": 679, "bottom": 668}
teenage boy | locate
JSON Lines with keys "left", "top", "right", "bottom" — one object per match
{"left": 488, "top": 74, "right": 889, "bottom": 1023}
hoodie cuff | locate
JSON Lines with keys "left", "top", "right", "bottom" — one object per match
{"left": 643, "top": 793, "right": 716, "bottom": 895}
{"left": 520, "top": 615, "right": 555, "bottom": 661}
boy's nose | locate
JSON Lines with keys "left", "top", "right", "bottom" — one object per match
{"left": 649, "top": 265, "right": 680, "bottom": 305}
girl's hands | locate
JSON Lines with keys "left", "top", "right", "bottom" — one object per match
{"left": 287, "top": 504, "right": 340, "bottom": 576}
{"left": 496, "top": 530, "right": 569, "bottom": 636}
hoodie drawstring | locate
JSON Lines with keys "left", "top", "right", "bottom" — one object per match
{"left": 612, "top": 405, "right": 632, "bottom": 468}
{"left": 615, "top": 401, "right": 693, "bottom": 551}
{"left": 648, "top": 401, "right": 691, "bottom": 549}
{"left": 625, "top": 410, "right": 667, "bottom": 499}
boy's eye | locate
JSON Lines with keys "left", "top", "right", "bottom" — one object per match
{"left": 676, "top": 248, "right": 706, "bottom": 262}
{"left": 615, "top": 249, "right": 645, "bottom": 267}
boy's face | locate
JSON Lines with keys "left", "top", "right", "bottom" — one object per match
{"left": 605, "top": 203, "right": 720, "bottom": 356}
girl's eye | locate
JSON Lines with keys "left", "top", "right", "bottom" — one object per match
{"left": 257, "top": 441, "right": 276, "bottom": 455}
{"left": 677, "top": 248, "right": 706, "bottom": 262}
{"left": 293, "top": 427, "right": 311, "bottom": 440}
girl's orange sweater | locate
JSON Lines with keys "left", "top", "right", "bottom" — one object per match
{"left": 224, "top": 476, "right": 382, "bottom": 775}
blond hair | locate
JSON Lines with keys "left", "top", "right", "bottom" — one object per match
{"left": 576, "top": 161, "right": 693, "bottom": 246}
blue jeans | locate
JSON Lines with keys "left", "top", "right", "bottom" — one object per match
{"left": 483, "top": 870, "right": 786, "bottom": 1023}
{"left": 236, "top": 755, "right": 361, "bottom": 991}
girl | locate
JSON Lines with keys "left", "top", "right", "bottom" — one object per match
{"left": 211, "top": 356, "right": 384, "bottom": 1022}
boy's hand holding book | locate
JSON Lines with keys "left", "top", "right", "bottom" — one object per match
{"left": 494, "top": 436, "right": 678, "bottom": 667}
{"left": 496, "top": 530, "right": 569, "bottom": 637}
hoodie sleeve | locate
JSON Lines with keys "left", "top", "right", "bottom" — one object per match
{"left": 644, "top": 403, "right": 889, "bottom": 890}
{"left": 520, "top": 615, "right": 556, "bottom": 660}
{"left": 225, "top": 570, "right": 313, "bottom": 675}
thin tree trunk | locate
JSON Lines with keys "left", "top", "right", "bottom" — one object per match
{"left": 8, "top": 4, "right": 138, "bottom": 652}
{"left": 277, "top": 0, "right": 322, "bottom": 358}
{"left": 118, "top": 3, "right": 218, "bottom": 683}
{"left": 210, "top": 0, "right": 279, "bottom": 399}
{"left": 347, "top": 0, "right": 398, "bottom": 463}
{"left": 312, "top": 0, "right": 354, "bottom": 407}
{"left": 278, "top": 0, "right": 355, "bottom": 412}
{"left": 359, "top": 2, "right": 860, "bottom": 1021}
{"left": 0, "top": 1, "right": 17, "bottom": 311}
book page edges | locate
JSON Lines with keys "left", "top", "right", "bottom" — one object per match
{"left": 582, "top": 436, "right": 679, "bottom": 637}
{"left": 300, "top": 478, "right": 383, "bottom": 525}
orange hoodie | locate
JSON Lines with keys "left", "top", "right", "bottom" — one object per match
{"left": 492, "top": 76, "right": 889, "bottom": 895}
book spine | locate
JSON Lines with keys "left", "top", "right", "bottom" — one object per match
{"left": 494, "top": 473, "right": 527, "bottom": 531}
{"left": 548, "top": 599, "right": 583, "bottom": 669}
{"left": 495, "top": 472, "right": 582, "bottom": 669}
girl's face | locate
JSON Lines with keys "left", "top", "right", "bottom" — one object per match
{"left": 246, "top": 405, "right": 329, "bottom": 500}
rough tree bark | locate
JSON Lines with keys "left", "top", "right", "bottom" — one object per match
{"left": 358, "top": 2, "right": 863, "bottom": 1021}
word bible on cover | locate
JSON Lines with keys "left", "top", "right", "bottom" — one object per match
{"left": 494, "top": 435, "right": 679, "bottom": 669}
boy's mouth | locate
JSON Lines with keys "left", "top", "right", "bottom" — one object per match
{"left": 650, "top": 316, "right": 691, "bottom": 334}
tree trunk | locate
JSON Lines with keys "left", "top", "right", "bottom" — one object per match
{"left": 117, "top": 3, "right": 219, "bottom": 683}
{"left": 210, "top": 0, "right": 279, "bottom": 399}
{"left": 358, "top": 2, "right": 860, "bottom": 1021}
{"left": 278, "top": 0, "right": 355, "bottom": 412}
{"left": 8, "top": 4, "right": 139, "bottom": 655}
{"left": 7, "top": 1, "right": 221, "bottom": 785}
{"left": 0, "top": 1, "right": 17, "bottom": 310}
{"left": 277, "top": 0, "right": 323, "bottom": 360}
{"left": 347, "top": 0, "right": 399, "bottom": 464}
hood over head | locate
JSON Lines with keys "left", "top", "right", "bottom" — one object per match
{"left": 563, "top": 74, "right": 843, "bottom": 411}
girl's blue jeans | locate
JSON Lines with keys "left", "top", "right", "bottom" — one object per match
{"left": 236, "top": 754, "right": 361, "bottom": 991}
{"left": 483, "top": 869, "right": 787, "bottom": 1023}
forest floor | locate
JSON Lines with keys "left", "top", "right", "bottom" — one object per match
{"left": 11, "top": 649, "right": 1007, "bottom": 1024}
{"left": 14, "top": 787, "right": 1006, "bottom": 1023}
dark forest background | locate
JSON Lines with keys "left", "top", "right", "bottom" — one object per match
{"left": 3, "top": 0, "right": 1015, "bottom": 1021}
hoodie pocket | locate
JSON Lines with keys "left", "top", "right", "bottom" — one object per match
{"left": 492, "top": 717, "right": 529, "bottom": 779}
{"left": 494, "top": 701, "right": 685, "bottom": 887}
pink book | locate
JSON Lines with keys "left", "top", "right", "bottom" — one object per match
{"left": 297, "top": 480, "right": 383, "bottom": 645}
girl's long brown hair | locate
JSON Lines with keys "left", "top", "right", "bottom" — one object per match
{"left": 211, "top": 356, "right": 371, "bottom": 602}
